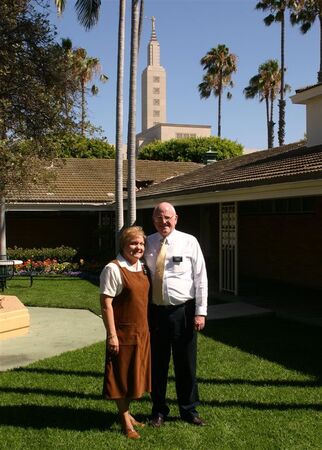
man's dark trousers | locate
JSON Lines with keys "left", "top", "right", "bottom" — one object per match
{"left": 149, "top": 299, "right": 199, "bottom": 418}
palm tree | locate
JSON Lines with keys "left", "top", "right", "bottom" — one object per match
{"left": 198, "top": 44, "right": 237, "bottom": 138}
{"left": 55, "top": 0, "right": 144, "bottom": 237}
{"left": 115, "top": 0, "right": 126, "bottom": 248}
{"left": 290, "top": 0, "right": 322, "bottom": 83}
{"left": 73, "top": 47, "right": 108, "bottom": 135}
{"left": 256, "top": 0, "right": 296, "bottom": 147}
{"left": 244, "top": 60, "right": 287, "bottom": 148}
{"left": 126, "top": 0, "right": 141, "bottom": 226}
{"left": 60, "top": 38, "right": 74, "bottom": 120}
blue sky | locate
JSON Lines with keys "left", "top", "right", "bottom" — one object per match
{"left": 48, "top": 0, "right": 318, "bottom": 150}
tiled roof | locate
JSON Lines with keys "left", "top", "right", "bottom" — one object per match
{"left": 295, "top": 82, "right": 322, "bottom": 94}
{"left": 136, "top": 142, "right": 322, "bottom": 199}
{"left": 8, "top": 159, "right": 202, "bottom": 203}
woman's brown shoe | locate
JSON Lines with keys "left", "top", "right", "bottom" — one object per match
{"left": 123, "top": 428, "right": 140, "bottom": 439}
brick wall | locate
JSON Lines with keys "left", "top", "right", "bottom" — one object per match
{"left": 238, "top": 197, "right": 322, "bottom": 290}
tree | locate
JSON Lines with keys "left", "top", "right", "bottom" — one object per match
{"left": 199, "top": 44, "right": 237, "bottom": 138}
{"left": 60, "top": 37, "right": 80, "bottom": 121}
{"left": 55, "top": 133, "right": 115, "bottom": 158}
{"left": 244, "top": 60, "right": 289, "bottom": 148}
{"left": 0, "top": 0, "right": 78, "bottom": 257}
{"left": 114, "top": 0, "right": 126, "bottom": 246}
{"left": 55, "top": 0, "right": 144, "bottom": 239}
{"left": 72, "top": 47, "right": 108, "bottom": 136}
{"left": 256, "top": 1, "right": 296, "bottom": 146}
{"left": 138, "top": 136, "right": 243, "bottom": 162}
{"left": 126, "top": 0, "right": 141, "bottom": 226}
{"left": 290, "top": 0, "right": 322, "bottom": 83}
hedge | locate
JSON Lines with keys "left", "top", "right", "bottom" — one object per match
{"left": 7, "top": 246, "right": 77, "bottom": 263}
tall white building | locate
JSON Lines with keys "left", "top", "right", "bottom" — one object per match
{"left": 137, "top": 17, "right": 211, "bottom": 151}
{"left": 141, "top": 17, "right": 167, "bottom": 131}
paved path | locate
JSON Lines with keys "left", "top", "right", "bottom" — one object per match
{"left": 0, "top": 307, "right": 106, "bottom": 372}
{"left": 0, "top": 302, "right": 273, "bottom": 372}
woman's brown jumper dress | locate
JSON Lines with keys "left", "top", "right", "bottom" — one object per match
{"left": 103, "top": 260, "right": 151, "bottom": 399}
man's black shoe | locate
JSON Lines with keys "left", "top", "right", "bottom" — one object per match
{"left": 182, "top": 415, "right": 206, "bottom": 426}
{"left": 149, "top": 414, "right": 165, "bottom": 428}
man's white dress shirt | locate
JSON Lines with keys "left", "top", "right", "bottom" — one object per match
{"left": 145, "top": 229, "right": 208, "bottom": 316}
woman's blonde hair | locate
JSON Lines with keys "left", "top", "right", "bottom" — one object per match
{"left": 119, "top": 226, "right": 146, "bottom": 254}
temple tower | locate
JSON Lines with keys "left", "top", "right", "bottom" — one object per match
{"left": 141, "top": 17, "right": 167, "bottom": 131}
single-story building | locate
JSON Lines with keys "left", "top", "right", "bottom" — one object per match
{"left": 6, "top": 159, "right": 202, "bottom": 259}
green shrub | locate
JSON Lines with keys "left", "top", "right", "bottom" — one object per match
{"left": 138, "top": 136, "right": 243, "bottom": 162}
{"left": 7, "top": 245, "right": 78, "bottom": 263}
{"left": 55, "top": 133, "right": 115, "bottom": 159}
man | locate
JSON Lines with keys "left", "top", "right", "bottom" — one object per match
{"left": 145, "top": 202, "right": 208, "bottom": 427}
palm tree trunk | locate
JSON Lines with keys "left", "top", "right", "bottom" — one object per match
{"left": 265, "top": 97, "right": 271, "bottom": 148}
{"left": 318, "top": 13, "right": 322, "bottom": 83}
{"left": 270, "top": 94, "right": 274, "bottom": 148}
{"left": 81, "top": 79, "right": 86, "bottom": 136}
{"left": 126, "top": 0, "right": 140, "bottom": 226}
{"left": 138, "top": 0, "right": 144, "bottom": 48}
{"left": 217, "top": 94, "right": 222, "bottom": 137}
{"left": 0, "top": 197, "right": 7, "bottom": 259}
{"left": 115, "top": 0, "right": 126, "bottom": 251}
{"left": 278, "top": 10, "right": 286, "bottom": 146}
{"left": 217, "top": 74, "right": 223, "bottom": 137}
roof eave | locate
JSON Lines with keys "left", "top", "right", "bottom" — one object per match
{"left": 134, "top": 178, "right": 322, "bottom": 209}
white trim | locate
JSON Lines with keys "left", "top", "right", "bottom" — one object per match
{"left": 291, "top": 84, "right": 322, "bottom": 104}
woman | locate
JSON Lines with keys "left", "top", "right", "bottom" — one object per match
{"left": 100, "top": 226, "right": 151, "bottom": 439}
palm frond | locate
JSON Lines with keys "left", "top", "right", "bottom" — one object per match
{"left": 75, "top": 0, "right": 101, "bottom": 30}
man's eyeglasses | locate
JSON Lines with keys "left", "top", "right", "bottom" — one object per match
{"left": 154, "top": 215, "right": 176, "bottom": 223}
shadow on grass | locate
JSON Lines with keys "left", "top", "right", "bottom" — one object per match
{"left": 13, "top": 367, "right": 103, "bottom": 378}
{"left": 203, "top": 316, "right": 322, "bottom": 379}
{"left": 202, "top": 399, "right": 322, "bottom": 411}
{"left": 14, "top": 368, "right": 322, "bottom": 388}
{"left": 0, "top": 405, "right": 115, "bottom": 431}
{"left": 168, "top": 375, "right": 322, "bottom": 387}
{"left": 1, "top": 396, "right": 321, "bottom": 433}
{"left": 0, "top": 386, "right": 102, "bottom": 401}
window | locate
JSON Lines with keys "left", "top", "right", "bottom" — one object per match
{"left": 153, "top": 76, "right": 160, "bottom": 83}
{"left": 240, "top": 197, "right": 315, "bottom": 215}
{"left": 176, "top": 133, "right": 197, "bottom": 139}
{"left": 153, "top": 110, "right": 160, "bottom": 117}
{"left": 153, "top": 87, "right": 160, "bottom": 94}
{"left": 153, "top": 99, "right": 160, "bottom": 106}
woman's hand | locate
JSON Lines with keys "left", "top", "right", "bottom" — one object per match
{"left": 108, "top": 335, "right": 119, "bottom": 354}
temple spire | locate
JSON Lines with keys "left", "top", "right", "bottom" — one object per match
{"left": 151, "top": 16, "right": 157, "bottom": 40}
{"left": 147, "top": 15, "right": 160, "bottom": 66}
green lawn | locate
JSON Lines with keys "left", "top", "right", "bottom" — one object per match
{"left": 1, "top": 307, "right": 321, "bottom": 449}
{"left": 4, "top": 276, "right": 101, "bottom": 315}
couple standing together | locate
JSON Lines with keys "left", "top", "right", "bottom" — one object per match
{"left": 100, "top": 202, "right": 208, "bottom": 439}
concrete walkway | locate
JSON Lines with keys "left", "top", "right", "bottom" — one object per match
{"left": 0, "top": 307, "right": 106, "bottom": 372}
{"left": 0, "top": 302, "right": 273, "bottom": 372}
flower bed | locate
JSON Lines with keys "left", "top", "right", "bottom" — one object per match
{"left": 14, "top": 258, "right": 105, "bottom": 279}
{"left": 15, "top": 258, "right": 82, "bottom": 277}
